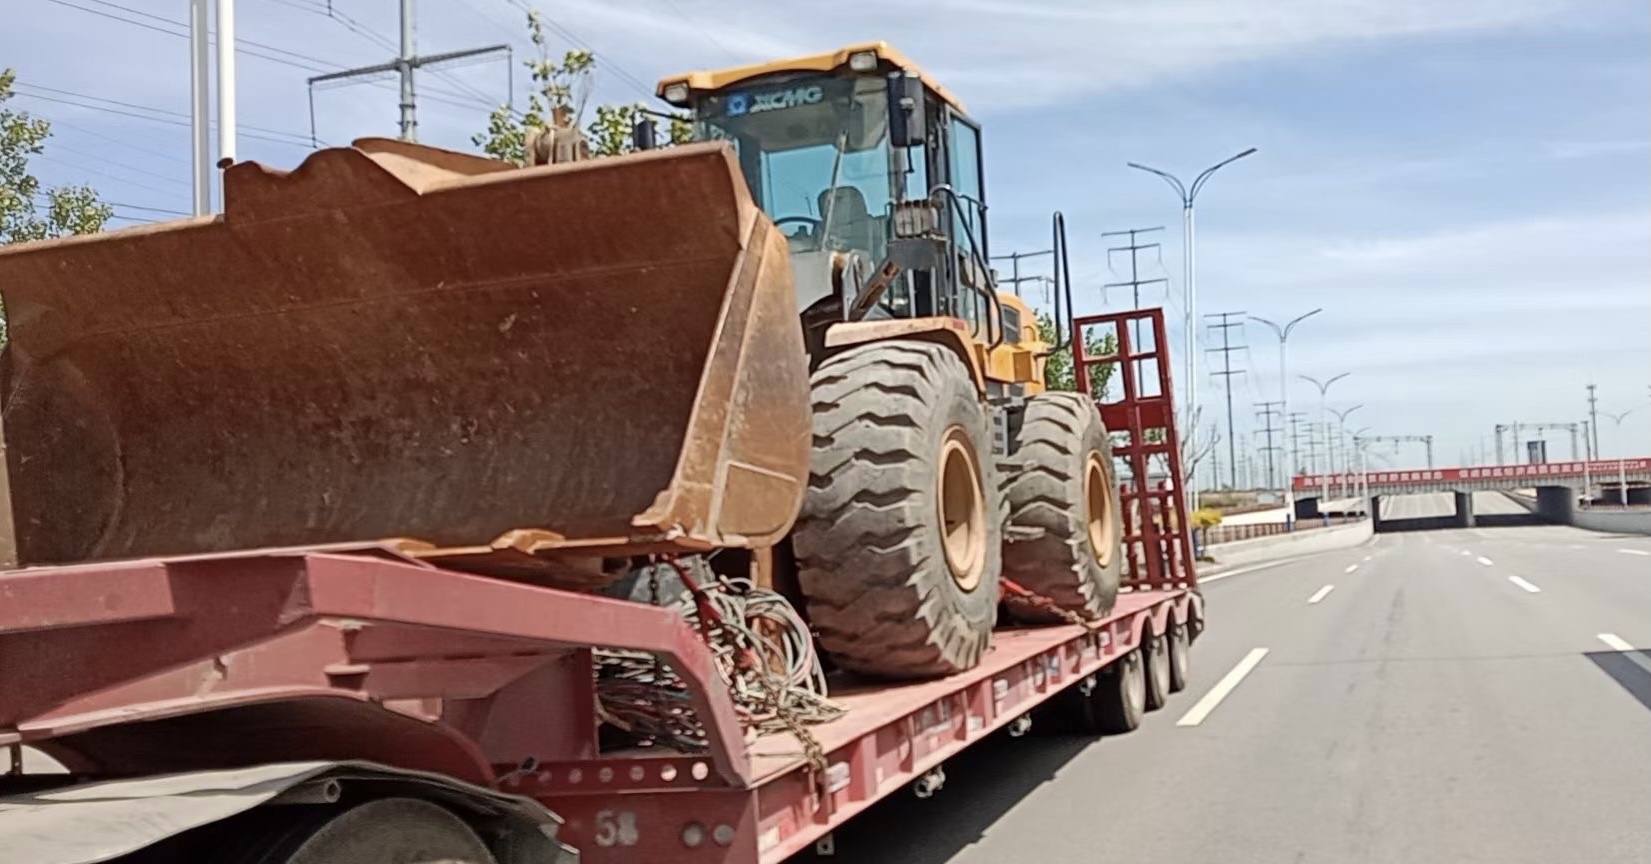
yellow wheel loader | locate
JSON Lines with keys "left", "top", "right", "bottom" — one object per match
{"left": 0, "top": 43, "right": 1121, "bottom": 681}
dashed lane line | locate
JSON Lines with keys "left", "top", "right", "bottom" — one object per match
{"left": 1176, "top": 648, "right": 1269, "bottom": 727}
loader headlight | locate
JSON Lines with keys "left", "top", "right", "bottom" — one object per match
{"left": 848, "top": 50, "right": 878, "bottom": 72}
{"left": 662, "top": 82, "right": 691, "bottom": 105}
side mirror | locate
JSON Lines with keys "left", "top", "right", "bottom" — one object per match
{"left": 887, "top": 72, "right": 926, "bottom": 149}
{"left": 631, "top": 117, "right": 658, "bottom": 151}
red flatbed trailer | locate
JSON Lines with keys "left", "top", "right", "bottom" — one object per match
{"left": 0, "top": 309, "right": 1200, "bottom": 864}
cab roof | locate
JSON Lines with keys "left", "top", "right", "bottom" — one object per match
{"left": 656, "top": 41, "right": 968, "bottom": 115}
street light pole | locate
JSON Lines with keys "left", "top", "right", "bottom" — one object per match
{"left": 1329, "top": 404, "right": 1363, "bottom": 497}
{"left": 1128, "top": 148, "right": 1257, "bottom": 511}
{"left": 1250, "top": 309, "right": 1322, "bottom": 528}
{"left": 1301, "top": 373, "right": 1350, "bottom": 502}
{"left": 1603, "top": 408, "right": 1640, "bottom": 503}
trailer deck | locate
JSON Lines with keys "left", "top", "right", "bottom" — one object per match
{"left": 0, "top": 547, "right": 1197, "bottom": 864}
{"left": 0, "top": 306, "right": 1202, "bottom": 863}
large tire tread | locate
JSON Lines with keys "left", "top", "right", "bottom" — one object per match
{"left": 1003, "top": 392, "right": 1124, "bottom": 622}
{"left": 794, "top": 341, "right": 1001, "bottom": 679}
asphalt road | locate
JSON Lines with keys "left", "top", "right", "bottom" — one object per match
{"left": 1378, "top": 490, "right": 1531, "bottom": 519}
{"left": 803, "top": 522, "right": 1651, "bottom": 864}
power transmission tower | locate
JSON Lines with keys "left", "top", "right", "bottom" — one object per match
{"left": 1101, "top": 227, "right": 1168, "bottom": 308}
{"left": 1288, "top": 411, "right": 1309, "bottom": 476}
{"left": 1255, "top": 401, "right": 1283, "bottom": 488}
{"left": 1100, "top": 227, "right": 1168, "bottom": 401}
{"left": 990, "top": 248, "right": 1054, "bottom": 297}
{"left": 1204, "top": 311, "right": 1247, "bottom": 489}
{"left": 307, "top": 0, "right": 508, "bottom": 141}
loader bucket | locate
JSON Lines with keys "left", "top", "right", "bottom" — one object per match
{"left": 0, "top": 139, "right": 811, "bottom": 576}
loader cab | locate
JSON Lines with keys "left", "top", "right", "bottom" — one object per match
{"left": 658, "top": 43, "right": 997, "bottom": 346}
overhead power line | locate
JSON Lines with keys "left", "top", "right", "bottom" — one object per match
{"left": 12, "top": 90, "right": 319, "bottom": 151}
{"left": 499, "top": 0, "right": 657, "bottom": 101}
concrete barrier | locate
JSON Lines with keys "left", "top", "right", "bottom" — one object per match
{"left": 1571, "top": 508, "right": 1651, "bottom": 535}
{"left": 1204, "top": 518, "right": 1373, "bottom": 568}
{"left": 1497, "top": 490, "right": 1651, "bottom": 535}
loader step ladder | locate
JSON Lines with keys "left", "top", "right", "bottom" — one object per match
{"left": 1072, "top": 307, "right": 1197, "bottom": 592}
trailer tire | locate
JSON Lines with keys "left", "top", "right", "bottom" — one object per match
{"left": 794, "top": 341, "right": 1001, "bottom": 679}
{"left": 1091, "top": 648, "right": 1146, "bottom": 734}
{"left": 1168, "top": 622, "right": 1190, "bottom": 693}
{"left": 1143, "top": 627, "right": 1171, "bottom": 710}
{"left": 236, "top": 798, "right": 495, "bottom": 864}
{"left": 1002, "top": 393, "right": 1123, "bottom": 623}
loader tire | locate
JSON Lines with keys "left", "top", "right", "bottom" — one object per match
{"left": 1002, "top": 392, "right": 1124, "bottom": 623}
{"left": 793, "top": 340, "right": 1001, "bottom": 679}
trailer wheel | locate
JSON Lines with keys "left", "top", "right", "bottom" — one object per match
{"left": 1167, "top": 622, "right": 1191, "bottom": 693}
{"left": 235, "top": 798, "right": 496, "bottom": 864}
{"left": 1143, "top": 627, "right": 1171, "bottom": 710}
{"left": 1091, "top": 648, "right": 1146, "bottom": 733}
{"left": 794, "top": 341, "right": 1001, "bottom": 679}
{"left": 1002, "top": 393, "right": 1123, "bottom": 623}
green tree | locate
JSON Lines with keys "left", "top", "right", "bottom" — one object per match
{"left": 1037, "top": 312, "right": 1116, "bottom": 399}
{"left": 472, "top": 9, "right": 691, "bottom": 163}
{"left": 2, "top": 69, "right": 112, "bottom": 245}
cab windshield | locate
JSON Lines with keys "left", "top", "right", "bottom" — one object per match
{"left": 693, "top": 74, "right": 898, "bottom": 260}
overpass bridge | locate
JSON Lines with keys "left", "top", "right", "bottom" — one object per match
{"left": 1292, "top": 457, "right": 1651, "bottom": 529}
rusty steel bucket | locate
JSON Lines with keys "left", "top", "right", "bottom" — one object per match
{"left": 0, "top": 139, "right": 810, "bottom": 577}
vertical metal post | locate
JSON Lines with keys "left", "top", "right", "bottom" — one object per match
{"left": 1182, "top": 202, "right": 1197, "bottom": 509}
{"left": 215, "top": 0, "right": 236, "bottom": 179}
{"left": 399, "top": 0, "right": 417, "bottom": 140}
{"left": 189, "top": 0, "right": 211, "bottom": 214}
{"left": 1279, "top": 342, "right": 1291, "bottom": 527}
{"left": 1587, "top": 384, "right": 1600, "bottom": 459}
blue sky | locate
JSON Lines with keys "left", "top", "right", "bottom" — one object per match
{"left": 5, "top": 0, "right": 1648, "bottom": 482}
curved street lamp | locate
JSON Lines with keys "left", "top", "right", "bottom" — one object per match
{"left": 1249, "top": 308, "right": 1322, "bottom": 526}
{"left": 1129, "top": 147, "right": 1257, "bottom": 510}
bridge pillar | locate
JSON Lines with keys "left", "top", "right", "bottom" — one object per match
{"left": 1535, "top": 485, "right": 1575, "bottom": 523}
{"left": 1453, "top": 491, "right": 1476, "bottom": 528}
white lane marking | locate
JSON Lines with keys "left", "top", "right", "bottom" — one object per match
{"left": 1460, "top": 550, "right": 1473, "bottom": 557}
{"left": 1343, "top": 564, "right": 1359, "bottom": 574}
{"left": 1617, "top": 549, "right": 1650, "bottom": 557}
{"left": 1176, "top": 648, "right": 1269, "bottom": 727}
{"left": 1199, "top": 559, "right": 1303, "bottom": 584}
{"left": 1362, "top": 555, "right": 1372, "bottom": 562}
{"left": 1506, "top": 575, "right": 1541, "bottom": 593}
{"left": 1308, "top": 585, "right": 1336, "bottom": 604}
{"left": 1476, "top": 556, "right": 1495, "bottom": 567}
{"left": 1598, "top": 634, "right": 1651, "bottom": 676}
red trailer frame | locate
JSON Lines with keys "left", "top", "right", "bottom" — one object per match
{"left": 0, "top": 309, "right": 1201, "bottom": 864}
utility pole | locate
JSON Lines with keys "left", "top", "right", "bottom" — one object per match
{"left": 1204, "top": 311, "right": 1247, "bottom": 490}
{"left": 1254, "top": 401, "right": 1283, "bottom": 491}
{"left": 991, "top": 248, "right": 1054, "bottom": 297}
{"left": 1101, "top": 228, "right": 1169, "bottom": 308}
{"left": 308, "top": 0, "right": 509, "bottom": 141}
{"left": 1288, "top": 412, "right": 1309, "bottom": 476}
{"left": 1587, "top": 384, "right": 1601, "bottom": 460}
